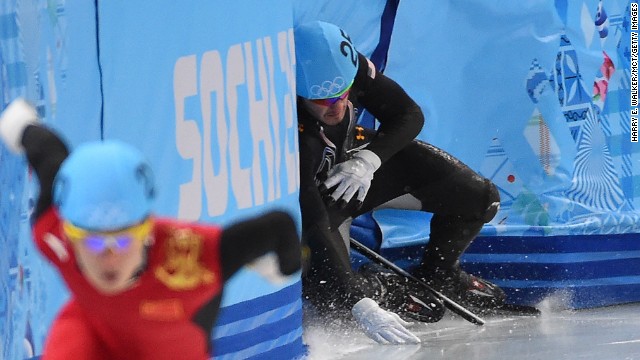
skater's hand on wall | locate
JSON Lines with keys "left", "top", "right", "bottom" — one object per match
{"left": 0, "top": 98, "right": 38, "bottom": 154}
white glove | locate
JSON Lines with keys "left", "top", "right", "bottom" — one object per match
{"left": 322, "top": 149, "right": 381, "bottom": 206}
{"left": 0, "top": 98, "right": 38, "bottom": 154}
{"left": 247, "top": 252, "right": 294, "bottom": 285}
{"left": 351, "top": 297, "right": 421, "bottom": 345}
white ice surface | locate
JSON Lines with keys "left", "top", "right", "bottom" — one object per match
{"left": 303, "top": 296, "right": 640, "bottom": 360}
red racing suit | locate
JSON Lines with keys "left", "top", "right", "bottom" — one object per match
{"left": 21, "top": 124, "right": 300, "bottom": 360}
{"left": 34, "top": 208, "right": 225, "bottom": 359}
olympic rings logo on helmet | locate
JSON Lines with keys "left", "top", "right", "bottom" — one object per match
{"left": 309, "top": 77, "right": 347, "bottom": 99}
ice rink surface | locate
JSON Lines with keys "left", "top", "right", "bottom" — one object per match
{"left": 304, "top": 297, "right": 640, "bottom": 360}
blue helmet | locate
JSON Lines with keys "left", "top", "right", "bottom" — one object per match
{"left": 295, "top": 21, "right": 359, "bottom": 99}
{"left": 53, "top": 140, "right": 156, "bottom": 231}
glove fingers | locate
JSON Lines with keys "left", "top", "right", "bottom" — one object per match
{"left": 378, "top": 329, "right": 404, "bottom": 344}
{"left": 355, "top": 184, "right": 368, "bottom": 203}
{"left": 389, "top": 326, "right": 421, "bottom": 344}
{"left": 370, "top": 333, "right": 389, "bottom": 345}
{"left": 329, "top": 180, "right": 350, "bottom": 202}
{"left": 341, "top": 185, "right": 359, "bottom": 204}
{"left": 322, "top": 172, "right": 344, "bottom": 190}
{"left": 389, "top": 311, "right": 413, "bottom": 327}
{"left": 385, "top": 311, "right": 420, "bottom": 343}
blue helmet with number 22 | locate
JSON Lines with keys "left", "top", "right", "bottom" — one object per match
{"left": 295, "top": 21, "right": 359, "bottom": 100}
{"left": 53, "top": 140, "right": 156, "bottom": 232}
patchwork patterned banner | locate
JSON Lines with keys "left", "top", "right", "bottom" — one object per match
{"left": 1, "top": 1, "right": 101, "bottom": 358}
{"left": 380, "top": 0, "right": 637, "bottom": 238}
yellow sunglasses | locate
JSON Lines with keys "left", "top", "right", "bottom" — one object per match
{"left": 62, "top": 219, "right": 153, "bottom": 253}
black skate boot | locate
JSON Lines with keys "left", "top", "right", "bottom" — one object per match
{"left": 357, "top": 264, "right": 445, "bottom": 323}
{"left": 414, "top": 262, "right": 506, "bottom": 310}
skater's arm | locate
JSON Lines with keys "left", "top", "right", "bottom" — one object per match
{"left": 298, "top": 134, "right": 369, "bottom": 308}
{"left": 23, "top": 125, "right": 70, "bottom": 221}
{"left": 0, "top": 99, "right": 69, "bottom": 221}
{"left": 352, "top": 53, "right": 424, "bottom": 163}
{"left": 219, "top": 211, "right": 301, "bottom": 281}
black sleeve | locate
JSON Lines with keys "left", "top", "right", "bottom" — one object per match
{"left": 353, "top": 52, "right": 424, "bottom": 163}
{"left": 21, "top": 124, "right": 70, "bottom": 221}
{"left": 297, "top": 135, "right": 351, "bottom": 271}
{"left": 219, "top": 210, "right": 301, "bottom": 281}
{"left": 297, "top": 129, "right": 368, "bottom": 309}
{"left": 297, "top": 132, "right": 329, "bottom": 231}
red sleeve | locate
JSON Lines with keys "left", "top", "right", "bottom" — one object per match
{"left": 32, "top": 207, "right": 75, "bottom": 268}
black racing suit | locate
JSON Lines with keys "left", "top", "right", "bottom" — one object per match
{"left": 299, "top": 53, "right": 500, "bottom": 312}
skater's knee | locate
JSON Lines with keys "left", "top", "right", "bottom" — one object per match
{"left": 482, "top": 181, "right": 500, "bottom": 223}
